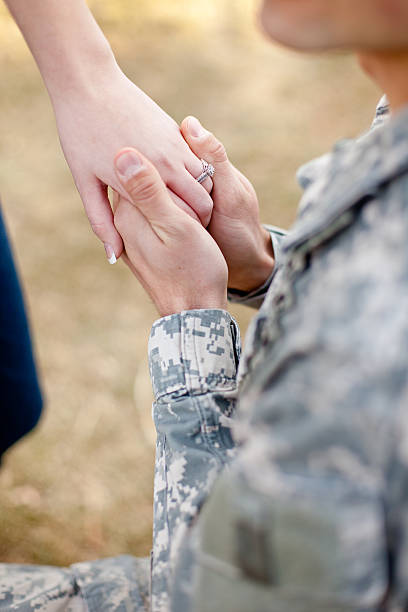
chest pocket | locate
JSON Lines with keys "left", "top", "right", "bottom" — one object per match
{"left": 192, "top": 472, "right": 388, "bottom": 612}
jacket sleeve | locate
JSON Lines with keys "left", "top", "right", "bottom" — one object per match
{"left": 227, "top": 225, "right": 287, "bottom": 310}
{"left": 148, "top": 309, "right": 241, "bottom": 612}
{"left": 0, "top": 556, "right": 150, "bottom": 612}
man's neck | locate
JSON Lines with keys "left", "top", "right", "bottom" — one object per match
{"left": 357, "top": 50, "right": 408, "bottom": 112}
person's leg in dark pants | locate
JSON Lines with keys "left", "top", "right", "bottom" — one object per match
{"left": 0, "top": 204, "right": 43, "bottom": 458}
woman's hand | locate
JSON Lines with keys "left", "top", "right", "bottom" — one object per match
{"left": 4, "top": 0, "right": 213, "bottom": 263}
{"left": 53, "top": 72, "right": 214, "bottom": 262}
{"left": 180, "top": 117, "right": 275, "bottom": 293}
{"left": 112, "top": 148, "right": 228, "bottom": 317}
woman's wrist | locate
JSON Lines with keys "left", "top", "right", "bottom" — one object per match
{"left": 5, "top": 0, "right": 119, "bottom": 104}
{"left": 45, "top": 39, "right": 118, "bottom": 104}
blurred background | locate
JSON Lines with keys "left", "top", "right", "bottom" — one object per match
{"left": 0, "top": 0, "right": 379, "bottom": 566}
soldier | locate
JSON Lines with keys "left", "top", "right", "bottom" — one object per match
{"left": 2, "top": 0, "right": 408, "bottom": 611}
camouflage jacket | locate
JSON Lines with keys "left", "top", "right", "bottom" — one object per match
{"left": 2, "top": 97, "right": 408, "bottom": 612}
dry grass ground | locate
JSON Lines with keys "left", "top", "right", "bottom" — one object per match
{"left": 0, "top": 0, "right": 379, "bottom": 566}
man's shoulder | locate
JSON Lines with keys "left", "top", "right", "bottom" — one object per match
{"left": 286, "top": 103, "right": 408, "bottom": 257}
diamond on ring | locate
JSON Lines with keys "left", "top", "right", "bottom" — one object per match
{"left": 196, "top": 158, "right": 215, "bottom": 184}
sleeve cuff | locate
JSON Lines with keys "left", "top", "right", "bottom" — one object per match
{"left": 148, "top": 309, "right": 241, "bottom": 401}
{"left": 228, "top": 225, "right": 287, "bottom": 308}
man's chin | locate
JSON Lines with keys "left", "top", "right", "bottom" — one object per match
{"left": 260, "top": 23, "right": 334, "bottom": 52}
{"left": 258, "top": 5, "right": 338, "bottom": 52}
{"left": 258, "top": 1, "right": 408, "bottom": 53}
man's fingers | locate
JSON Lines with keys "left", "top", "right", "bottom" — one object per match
{"left": 180, "top": 116, "right": 231, "bottom": 180}
{"left": 114, "top": 148, "right": 182, "bottom": 233}
{"left": 81, "top": 180, "right": 124, "bottom": 264}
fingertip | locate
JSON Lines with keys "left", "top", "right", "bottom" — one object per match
{"left": 180, "top": 116, "right": 191, "bottom": 133}
{"left": 193, "top": 193, "right": 213, "bottom": 228}
{"left": 182, "top": 116, "right": 206, "bottom": 140}
{"left": 103, "top": 230, "right": 124, "bottom": 264}
{"left": 104, "top": 243, "right": 117, "bottom": 264}
{"left": 114, "top": 146, "right": 143, "bottom": 163}
{"left": 202, "top": 202, "right": 213, "bottom": 228}
{"left": 181, "top": 115, "right": 195, "bottom": 130}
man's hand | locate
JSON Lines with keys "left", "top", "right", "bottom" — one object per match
{"left": 180, "top": 117, "right": 275, "bottom": 293}
{"left": 112, "top": 148, "right": 228, "bottom": 317}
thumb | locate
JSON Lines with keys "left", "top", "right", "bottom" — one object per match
{"left": 114, "top": 148, "right": 180, "bottom": 230}
{"left": 180, "top": 116, "right": 231, "bottom": 179}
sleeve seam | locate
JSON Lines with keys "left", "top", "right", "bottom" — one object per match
{"left": 154, "top": 381, "right": 238, "bottom": 403}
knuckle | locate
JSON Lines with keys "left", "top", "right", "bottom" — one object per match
{"left": 89, "top": 219, "right": 107, "bottom": 238}
{"left": 208, "top": 137, "right": 227, "bottom": 162}
{"left": 154, "top": 152, "right": 174, "bottom": 173}
{"left": 127, "top": 170, "right": 160, "bottom": 203}
{"left": 202, "top": 202, "right": 213, "bottom": 225}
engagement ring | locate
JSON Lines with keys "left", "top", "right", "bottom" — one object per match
{"left": 196, "top": 159, "right": 215, "bottom": 184}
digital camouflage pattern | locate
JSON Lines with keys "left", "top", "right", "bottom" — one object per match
{"left": 0, "top": 556, "right": 150, "bottom": 611}
{"left": 2, "top": 97, "right": 408, "bottom": 611}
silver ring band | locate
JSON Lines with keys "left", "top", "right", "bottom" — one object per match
{"left": 196, "top": 159, "right": 215, "bottom": 184}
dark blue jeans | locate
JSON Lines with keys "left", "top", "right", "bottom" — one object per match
{"left": 0, "top": 205, "right": 43, "bottom": 457}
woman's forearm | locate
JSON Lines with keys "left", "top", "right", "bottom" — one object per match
{"left": 3, "top": 0, "right": 117, "bottom": 101}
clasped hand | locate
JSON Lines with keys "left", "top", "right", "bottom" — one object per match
{"left": 112, "top": 118, "right": 275, "bottom": 316}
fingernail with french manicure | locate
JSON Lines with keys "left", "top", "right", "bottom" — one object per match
{"left": 188, "top": 117, "right": 204, "bottom": 138}
{"left": 104, "top": 243, "right": 117, "bottom": 265}
{"left": 115, "top": 150, "right": 143, "bottom": 181}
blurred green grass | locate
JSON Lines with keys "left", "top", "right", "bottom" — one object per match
{"left": 0, "top": 0, "right": 379, "bottom": 565}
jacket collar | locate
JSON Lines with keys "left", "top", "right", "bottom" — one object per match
{"left": 284, "top": 103, "right": 408, "bottom": 253}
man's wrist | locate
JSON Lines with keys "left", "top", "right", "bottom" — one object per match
{"left": 228, "top": 227, "right": 275, "bottom": 293}
{"left": 156, "top": 293, "right": 228, "bottom": 318}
